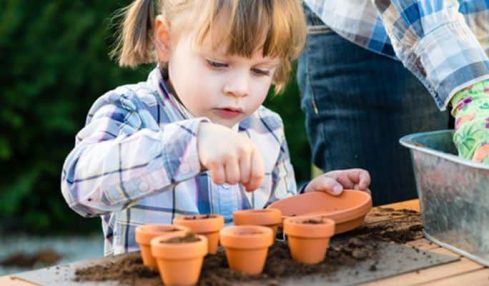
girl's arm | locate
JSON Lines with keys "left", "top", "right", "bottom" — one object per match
{"left": 61, "top": 93, "right": 205, "bottom": 217}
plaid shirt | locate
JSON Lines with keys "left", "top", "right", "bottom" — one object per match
{"left": 61, "top": 67, "right": 297, "bottom": 255}
{"left": 304, "top": 0, "right": 489, "bottom": 110}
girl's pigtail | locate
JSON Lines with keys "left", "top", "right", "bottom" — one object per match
{"left": 112, "top": 0, "right": 156, "bottom": 67}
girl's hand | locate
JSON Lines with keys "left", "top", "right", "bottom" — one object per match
{"left": 305, "top": 168, "right": 371, "bottom": 196}
{"left": 197, "top": 122, "right": 264, "bottom": 191}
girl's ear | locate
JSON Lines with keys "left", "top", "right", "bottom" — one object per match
{"left": 154, "top": 15, "right": 171, "bottom": 62}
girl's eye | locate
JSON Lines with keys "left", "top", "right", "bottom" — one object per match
{"left": 206, "top": 60, "right": 227, "bottom": 69}
{"left": 252, "top": 68, "right": 271, "bottom": 76}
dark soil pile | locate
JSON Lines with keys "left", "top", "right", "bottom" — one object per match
{"left": 351, "top": 207, "right": 423, "bottom": 243}
{"left": 75, "top": 238, "right": 378, "bottom": 286}
{"left": 0, "top": 249, "right": 62, "bottom": 268}
{"left": 74, "top": 208, "right": 423, "bottom": 286}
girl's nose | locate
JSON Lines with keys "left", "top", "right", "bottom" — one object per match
{"left": 223, "top": 74, "right": 250, "bottom": 97}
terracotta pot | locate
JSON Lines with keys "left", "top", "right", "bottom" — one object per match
{"left": 232, "top": 208, "right": 282, "bottom": 238}
{"left": 135, "top": 224, "right": 190, "bottom": 270}
{"left": 219, "top": 225, "right": 273, "bottom": 275}
{"left": 283, "top": 216, "right": 335, "bottom": 264}
{"left": 173, "top": 214, "right": 224, "bottom": 254}
{"left": 267, "top": 190, "right": 372, "bottom": 234}
{"left": 151, "top": 232, "right": 208, "bottom": 286}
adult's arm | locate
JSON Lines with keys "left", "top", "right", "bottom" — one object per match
{"left": 372, "top": 0, "right": 489, "bottom": 110}
{"left": 373, "top": 0, "right": 489, "bottom": 163}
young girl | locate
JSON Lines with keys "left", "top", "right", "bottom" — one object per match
{"left": 61, "top": 0, "right": 370, "bottom": 256}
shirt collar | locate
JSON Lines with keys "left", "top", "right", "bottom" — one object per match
{"left": 148, "top": 66, "right": 194, "bottom": 120}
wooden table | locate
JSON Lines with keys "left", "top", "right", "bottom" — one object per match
{"left": 362, "top": 199, "right": 489, "bottom": 286}
{"left": 1, "top": 199, "right": 488, "bottom": 286}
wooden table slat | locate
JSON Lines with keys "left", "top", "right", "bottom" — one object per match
{"left": 418, "top": 268, "right": 489, "bottom": 286}
{"left": 361, "top": 258, "right": 484, "bottom": 286}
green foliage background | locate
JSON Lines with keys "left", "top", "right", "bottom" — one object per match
{"left": 0, "top": 0, "right": 310, "bottom": 234}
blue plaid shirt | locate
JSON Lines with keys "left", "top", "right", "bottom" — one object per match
{"left": 61, "top": 67, "right": 297, "bottom": 255}
{"left": 304, "top": 0, "right": 489, "bottom": 110}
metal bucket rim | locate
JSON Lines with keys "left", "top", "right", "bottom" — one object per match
{"left": 399, "top": 129, "right": 489, "bottom": 170}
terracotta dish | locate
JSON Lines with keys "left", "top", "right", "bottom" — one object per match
{"left": 266, "top": 190, "right": 372, "bottom": 234}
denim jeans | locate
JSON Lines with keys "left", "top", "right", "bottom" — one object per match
{"left": 297, "top": 5, "right": 450, "bottom": 205}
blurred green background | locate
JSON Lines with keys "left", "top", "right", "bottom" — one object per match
{"left": 0, "top": 0, "right": 310, "bottom": 234}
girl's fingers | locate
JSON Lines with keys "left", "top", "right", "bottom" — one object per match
{"left": 208, "top": 161, "right": 226, "bottom": 185}
{"left": 326, "top": 169, "right": 371, "bottom": 190}
{"left": 335, "top": 173, "right": 355, "bottom": 189}
{"left": 306, "top": 175, "right": 344, "bottom": 196}
{"left": 239, "top": 151, "right": 252, "bottom": 187}
{"left": 357, "top": 170, "right": 371, "bottom": 190}
{"left": 224, "top": 157, "right": 240, "bottom": 185}
{"left": 244, "top": 149, "right": 264, "bottom": 192}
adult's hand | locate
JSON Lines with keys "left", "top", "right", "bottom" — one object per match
{"left": 451, "top": 80, "right": 489, "bottom": 164}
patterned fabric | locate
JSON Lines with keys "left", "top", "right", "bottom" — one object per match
{"left": 451, "top": 79, "right": 489, "bottom": 164}
{"left": 61, "top": 67, "right": 297, "bottom": 255}
{"left": 304, "top": 0, "right": 489, "bottom": 110}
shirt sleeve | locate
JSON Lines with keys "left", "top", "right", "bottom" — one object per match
{"left": 61, "top": 92, "right": 206, "bottom": 217}
{"left": 372, "top": 0, "right": 489, "bottom": 110}
{"left": 266, "top": 118, "right": 298, "bottom": 205}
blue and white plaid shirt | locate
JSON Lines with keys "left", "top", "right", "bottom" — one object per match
{"left": 61, "top": 67, "right": 297, "bottom": 255}
{"left": 304, "top": 0, "right": 489, "bottom": 109}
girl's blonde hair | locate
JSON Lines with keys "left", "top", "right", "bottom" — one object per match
{"left": 112, "top": 0, "right": 306, "bottom": 93}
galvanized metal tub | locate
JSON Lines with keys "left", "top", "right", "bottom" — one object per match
{"left": 400, "top": 129, "right": 489, "bottom": 266}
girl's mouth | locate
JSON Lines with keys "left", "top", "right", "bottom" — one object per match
{"left": 214, "top": 107, "right": 243, "bottom": 119}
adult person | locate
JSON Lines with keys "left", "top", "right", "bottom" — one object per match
{"left": 297, "top": 0, "right": 489, "bottom": 205}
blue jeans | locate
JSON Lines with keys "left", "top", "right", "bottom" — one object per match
{"left": 297, "top": 6, "right": 450, "bottom": 205}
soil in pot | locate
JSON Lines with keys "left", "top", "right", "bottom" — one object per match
{"left": 151, "top": 232, "right": 207, "bottom": 286}
{"left": 135, "top": 224, "right": 189, "bottom": 270}
{"left": 173, "top": 214, "right": 224, "bottom": 255}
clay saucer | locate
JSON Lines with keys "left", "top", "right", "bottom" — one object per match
{"left": 266, "top": 190, "right": 372, "bottom": 234}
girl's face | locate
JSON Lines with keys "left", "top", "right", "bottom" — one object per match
{"left": 156, "top": 20, "right": 280, "bottom": 128}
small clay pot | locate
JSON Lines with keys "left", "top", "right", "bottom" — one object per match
{"left": 283, "top": 216, "right": 335, "bottom": 264}
{"left": 173, "top": 214, "right": 224, "bottom": 255}
{"left": 232, "top": 208, "right": 282, "bottom": 238}
{"left": 219, "top": 225, "right": 273, "bottom": 275}
{"left": 135, "top": 224, "right": 190, "bottom": 270}
{"left": 151, "top": 232, "right": 208, "bottom": 286}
